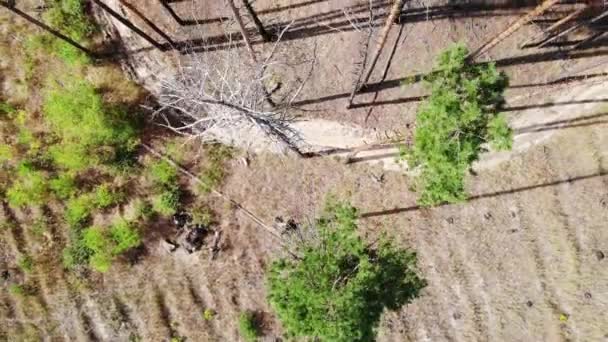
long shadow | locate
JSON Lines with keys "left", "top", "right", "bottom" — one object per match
{"left": 291, "top": 47, "right": 608, "bottom": 107}
{"left": 515, "top": 112, "right": 608, "bottom": 133}
{"left": 504, "top": 98, "right": 608, "bottom": 111}
{"left": 360, "top": 172, "right": 607, "bottom": 218}
{"left": 170, "top": 1, "right": 551, "bottom": 54}
{"left": 509, "top": 72, "right": 608, "bottom": 88}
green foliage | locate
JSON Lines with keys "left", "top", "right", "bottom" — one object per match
{"left": 8, "top": 284, "right": 36, "bottom": 297}
{"left": 65, "top": 194, "right": 95, "bottom": 228}
{"left": 109, "top": 219, "right": 141, "bottom": 254}
{"left": 267, "top": 201, "right": 425, "bottom": 342}
{"left": 43, "top": 78, "right": 139, "bottom": 171}
{"left": 44, "top": 0, "right": 94, "bottom": 42}
{"left": 6, "top": 163, "right": 48, "bottom": 208}
{"left": 130, "top": 198, "right": 154, "bottom": 221}
{"left": 83, "top": 226, "right": 113, "bottom": 272}
{"left": 238, "top": 311, "right": 261, "bottom": 342}
{"left": 49, "top": 173, "right": 77, "bottom": 199}
{"left": 152, "top": 189, "right": 180, "bottom": 216}
{"left": 488, "top": 113, "right": 513, "bottom": 150}
{"left": 0, "top": 101, "right": 16, "bottom": 116}
{"left": 93, "top": 184, "right": 123, "bottom": 208}
{"left": 199, "top": 144, "right": 233, "bottom": 193}
{"left": 403, "top": 44, "right": 512, "bottom": 206}
{"left": 82, "top": 219, "right": 141, "bottom": 272}
{"left": 147, "top": 160, "right": 178, "bottom": 188}
{"left": 203, "top": 308, "right": 215, "bottom": 321}
{"left": 25, "top": 34, "right": 89, "bottom": 66}
{"left": 17, "top": 255, "right": 34, "bottom": 273}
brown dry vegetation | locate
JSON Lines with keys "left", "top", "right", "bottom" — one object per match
{"left": 1, "top": 1, "right": 608, "bottom": 341}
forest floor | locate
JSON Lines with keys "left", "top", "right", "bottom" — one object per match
{"left": 1, "top": 0, "right": 608, "bottom": 341}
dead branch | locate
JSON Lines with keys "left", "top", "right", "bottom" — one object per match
{"left": 468, "top": 0, "right": 560, "bottom": 60}
{"left": 538, "top": 9, "right": 608, "bottom": 48}
{"left": 519, "top": 6, "right": 587, "bottom": 48}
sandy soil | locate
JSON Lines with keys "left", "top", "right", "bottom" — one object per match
{"left": 2, "top": 1, "right": 608, "bottom": 341}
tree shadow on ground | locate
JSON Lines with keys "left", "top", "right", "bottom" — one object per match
{"left": 360, "top": 172, "right": 607, "bottom": 218}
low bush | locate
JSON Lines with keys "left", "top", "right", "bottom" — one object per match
{"left": 65, "top": 194, "right": 95, "bottom": 228}
{"left": 49, "top": 173, "right": 77, "bottom": 199}
{"left": 267, "top": 200, "right": 426, "bottom": 342}
{"left": 238, "top": 311, "right": 261, "bottom": 342}
{"left": 93, "top": 183, "right": 123, "bottom": 209}
{"left": 109, "top": 219, "right": 141, "bottom": 254}
{"left": 17, "top": 255, "right": 34, "bottom": 273}
{"left": 152, "top": 189, "right": 180, "bottom": 216}
{"left": 199, "top": 144, "right": 233, "bottom": 193}
{"left": 147, "top": 160, "right": 178, "bottom": 188}
{"left": 44, "top": 0, "right": 94, "bottom": 42}
{"left": 43, "top": 78, "right": 139, "bottom": 171}
{"left": 6, "top": 163, "right": 48, "bottom": 208}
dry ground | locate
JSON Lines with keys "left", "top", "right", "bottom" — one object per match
{"left": 1, "top": 0, "right": 608, "bottom": 341}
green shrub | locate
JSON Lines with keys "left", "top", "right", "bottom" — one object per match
{"left": 109, "top": 219, "right": 141, "bottom": 254}
{"left": 238, "top": 311, "right": 260, "bottom": 342}
{"left": 65, "top": 194, "right": 94, "bottom": 228}
{"left": 8, "top": 284, "right": 36, "bottom": 297}
{"left": 25, "top": 34, "right": 89, "bottom": 66}
{"left": 17, "top": 255, "right": 34, "bottom": 273}
{"left": 50, "top": 173, "right": 77, "bottom": 199}
{"left": 43, "top": 78, "right": 138, "bottom": 171}
{"left": 0, "top": 101, "right": 15, "bottom": 116}
{"left": 93, "top": 184, "right": 123, "bottom": 208}
{"left": 0, "top": 145, "right": 12, "bottom": 162}
{"left": 83, "top": 226, "right": 113, "bottom": 272}
{"left": 199, "top": 144, "right": 233, "bottom": 193}
{"left": 403, "top": 44, "right": 512, "bottom": 206}
{"left": 147, "top": 160, "right": 178, "bottom": 188}
{"left": 81, "top": 219, "right": 141, "bottom": 272}
{"left": 131, "top": 198, "right": 154, "bottom": 221}
{"left": 203, "top": 308, "right": 215, "bottom": 321}
{"left": 267, "top": 201, "right": 426, "bottom": 342}
{"left": 152, "top": 189, "right": 180, "bottom": 216}
{"left": 6, "top": 163, "right": 48, "bottom": 208}
{"left": 44, "top": 0, "right": 94, "bottom": 42}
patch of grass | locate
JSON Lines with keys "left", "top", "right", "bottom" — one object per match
{"left": 199, "top": 144, "right": 233, "bottom": 193}
{"left": 43, "top": 77, "right": 139, "bottom": 171}
{"left": 81, "top": 219, "right": 141, "bottom": 272}
{"left": 49, "top": 173, "right": 77, "bottom": 199}
{"left": 93, "top": 183, "right": 123, "bottom": 209}
{"left": 17, "top": 255, "right": 34, "bottom": 273}
{"left": 147, "top": 160, "right": 178, "bottom": 188}
{"left": 109, "top": 218, "right": 141, "bottom": 255}
{"left": 238, "top": 311, "right": 261, "bottom": 342}
{"left": 44, "top": 0, "right": 94, "bottom": 42}
{"left": 65, "top": 194, "right": 95, "bottom": 228}
{"left": 6, "top": 163, "right": 48, "bottom": 208}
{"left": 129, "top": 198, "right": 154, "bottom": 221}
{"left": 203, "top": 308, "right": 215, "bottom": 321}
{"left": 152, "top": 189, "right": 180, "bottom": 217}
{"left": 8, "top": 283, "right": 37, "bottom": 297}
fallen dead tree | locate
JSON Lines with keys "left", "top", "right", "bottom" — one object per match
{"left": 152, "top": 22, "right": 315, "bottom": 157}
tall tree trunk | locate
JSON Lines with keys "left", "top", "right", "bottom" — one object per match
{"left": 519, "top": 6, "right": 587, "bottom": 48}
{"left": 92, "top": 0, "right": 164, "bottom": 50}
{"left": 226, "top": 0, "right": 257, "bottom": 62}
{"left": 119, "top": 0, "right": 175, "bottom": 45}
{"left": 468, "top": 0, "right": 560, "bottom": 60}
{"left": 0, "top": 1, "right": 92, "bottom": 56}
{"left": 538, "top": 9, "right": 608, "bottom": 48}
{"left": 240, "top": 0, "right": 271, "bottom": 42}
{"left": 347, "top": 0, "right": 404, "bottom": 109}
